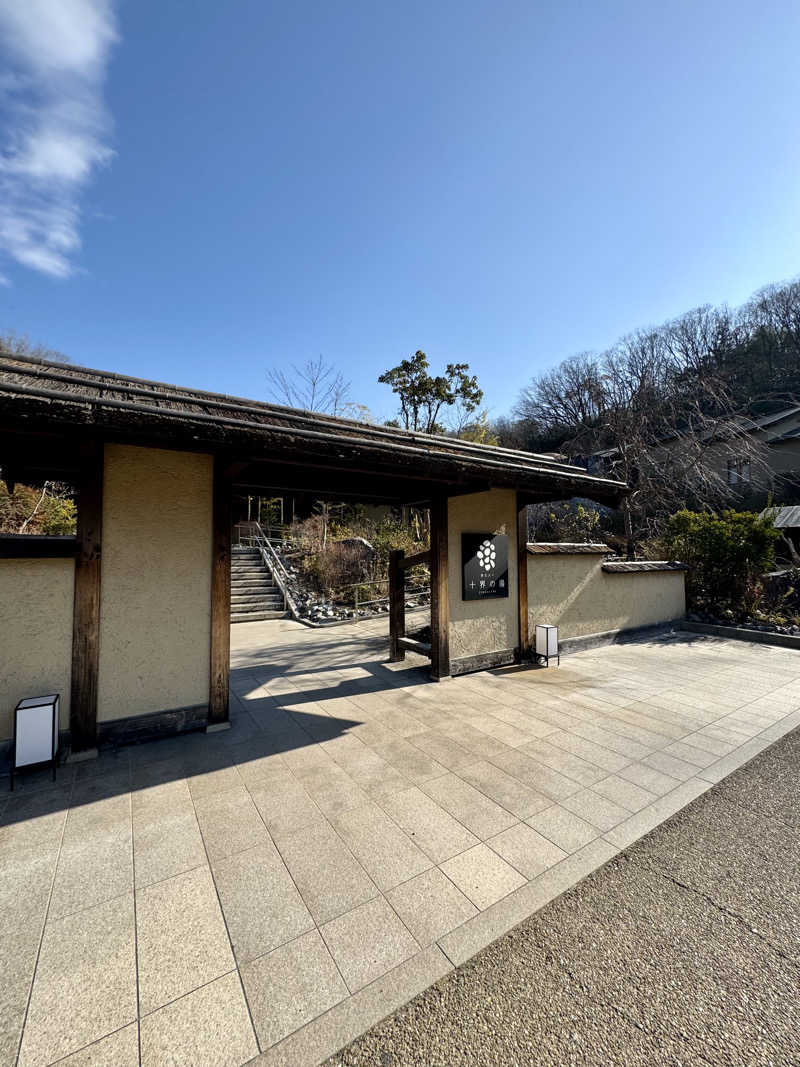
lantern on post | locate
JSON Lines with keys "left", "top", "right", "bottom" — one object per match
{"left": 11, "top": 694, "right": 59, "bottom": 790}
{"left": 535, "top": 624, "right": 560, "bottom": 667}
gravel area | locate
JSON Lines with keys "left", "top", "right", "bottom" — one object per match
{"left": 327, "top": 727, "right": 800, "bottom": 1067}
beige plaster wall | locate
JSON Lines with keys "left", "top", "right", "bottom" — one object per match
{"left": 0, "top": 558, "right": 74, "bottom": 741}
{"left": 527, "top": 554, "right": 685, "bottom": 640}
{"left": 97, "top": 444, "right": 213, "bottom": 722}
{"left": 448, "top": 489, "right": 518, "bottom": 660}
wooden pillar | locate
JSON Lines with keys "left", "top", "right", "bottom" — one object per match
{"left": 388, "top": 549, "right": 406, "bottom": 662}
{"left": 517, "top": 494, "right": 530, "bottom": 661}
{"left": 429, "top": 495, "right": 450, "bottom": 680}
{"left": 208, "top": 455, "right": 231, "bottom": 728}
{"left": 70, "top": 441, "right": 104, "bottom": 753}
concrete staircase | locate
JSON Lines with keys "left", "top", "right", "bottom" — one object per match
{"left": 231, "top": 548, "right": 286, "bottom": 623}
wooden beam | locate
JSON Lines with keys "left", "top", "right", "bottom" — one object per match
{"left": 429, "top": 495, "right": 450, "bottom": 680}
{"left": 208, "top": 455, "right": 231, "bottom": 727}
{"left": 231, "top": 461, "right": 464, "bottom": 505}
{"left": 517, "top": 494, "right": 530, "bottom": 661}
{"left": 397, "top": 636, "right": 432, "bottom": 657}
{"left": 388, "top": 549, "right": 405, "bottom": 662}
{"left": 70, "top": 441, "right": 103, "bottom": 753}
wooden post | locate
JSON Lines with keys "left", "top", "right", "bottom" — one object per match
{"left": 389, "top": 549, "right": 406, "bottom": 662}
{"left": 517, "top": 495, "right": 529, "bottom": 661}
{"left": 70, "top": 441, "right": 104, "bottom": 754}
{"left": 429, "top": 495, "right": 450, "bottom": 680}
{"left": 208, "top": 455, "right": 231, "bottom": 728}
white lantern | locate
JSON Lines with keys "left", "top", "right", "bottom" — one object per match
{"left": 535, "top": 624, "right": 559, "bottom": 667}
{"left": 12, "top": 693, "right": 59, "bottom": 790}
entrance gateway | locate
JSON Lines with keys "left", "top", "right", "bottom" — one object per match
{"left": 0, "top": 353, "right": 628, "bottom": 759}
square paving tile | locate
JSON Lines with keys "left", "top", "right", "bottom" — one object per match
{"left": 194, "top": 786, "right": 270, "bottom": 860}
{"left": 440, "top": 843, "right": 527, "bottom": 910}
{"left": 276, "top": 818, "right": 378, "bottom": 924}
{"left": 592, "top": 774, "right": 657, "bottom": 813}
{"left": 212, "top": 842, "right": 314, "bottom": 963}
{"left": 136, "top": 865, "right": 234, "bottom": 1015}
{"left": 140, "top": 971, "right": 257, "bottom": 1067}
{"left": 408, "top": 731, "right": 475, "bottom": 770}
{"left": 458, "top": 759, "right": 552, "bottom": 818}
{"left": 332, "top": 801, "right": 433, "bottom": 891}
{"left": 519, "top": 738, "right": 607, "bottom": 786}
{"left": 49, "top": 822, "right": 133, "bottom": 921}
{"left": 133, "top": 807, "right": 207, "bottom": 889}
{"left": 561, "top": 788, "right": 633, "bottom": 832}
{"left": 0, "top": 910, "right": 47, "bottom": 1065}
{"left": 526, "top": 804, "right": 601, "bottom": 853}
{"left": 185, "top": 764, "right": 242, "bottom": 800}
{"left": 488, "top": 822, "right": 567, "bottom": 879}
{"left": 488, "top": 749, "right": 581, "bottom": 801}
{"left": 387, "top": 867, "right": 478, "bottom": 945}
{"left": 55, "top": 1023, "right": 139, "bottom": 1065}
{"left": 381, "top": 786, "right": 479, "bottom": 863}
{"left": 18, "top": 893, "right": 137, "bottom": 1067}
{"left": 298, "top": 764, "right": 372, "bottom": 819}
{"left": 249, "top": 777, "right": 325, "bottom": 840}
{"left": 422, "top": 773, "right": 518, "bottom": 839}
{"left": 241, "top": 929, "right": 348, "bottom": 1050}
{"left": 320, "top": 896, "right": 419, "bottom": 993}
{"left": 615, "top": 762, "right": 683, "bottom": 796}
{"left": 370, "top": 738, "right": 447, "bottom": 783}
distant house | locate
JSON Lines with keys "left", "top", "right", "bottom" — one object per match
{"left": 760, "top": 504, "right": 800, "bottom": 557}
{"left": 585, "top": 405, "right": 800, "bottom": 509}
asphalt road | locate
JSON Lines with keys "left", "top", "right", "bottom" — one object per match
{"left": 327, "top": 727, "right": 800, "bottom": 1067}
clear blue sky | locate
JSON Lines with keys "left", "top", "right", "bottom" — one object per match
{"left": 1, "top": 0, "right": 799, "bottom": 422}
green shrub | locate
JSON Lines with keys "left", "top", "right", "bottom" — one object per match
{"left": 286, "top": 509, "right": 428, "bottom": 600}
{"left": 662, "top": 509, "right": 780, "bottom": 613}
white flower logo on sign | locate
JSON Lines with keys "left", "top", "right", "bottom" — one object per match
{"left": 476, "top": 538, "right": 496, "bottom": 573}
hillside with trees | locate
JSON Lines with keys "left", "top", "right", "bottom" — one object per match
{"left": 505, "top": 276, "right": 800, "bottom": 456}
{"left": 498, "top": 276, "right": 800, "bottom": 552}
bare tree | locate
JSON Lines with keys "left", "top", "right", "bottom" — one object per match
{"left": 266, "top": 356, "right": 351, "bottom": 414}
{"left": 517, "top": 324, "right": 768, "bottom": 557}
{"left": 514, "top": 353, "right": 604, "bottom": 431}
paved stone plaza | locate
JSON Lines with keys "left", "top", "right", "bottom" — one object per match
{"left": 2, "top": 617, "right": 800, "bottom": 1066}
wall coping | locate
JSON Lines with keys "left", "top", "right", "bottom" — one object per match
{"left": 527, "top": 542, "right": 609, "bottom": 555}
{"left": 602, "top": 560, "right": 688, "bottom": 573}
{"left": 0, "top": 535, "right": 78, "bottom": 559}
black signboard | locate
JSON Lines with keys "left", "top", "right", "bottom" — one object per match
{"left": 462, "top": 533, "right": 509, "bottom": 601}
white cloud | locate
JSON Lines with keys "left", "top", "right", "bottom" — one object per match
{"left": 0, "top": 0, "right": 118, "bottom": 279}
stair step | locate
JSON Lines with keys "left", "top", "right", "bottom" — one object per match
{"left": 231, "top": 609, "right": 286, "bottom": 623}
{"left": 230, "top": 601, "right": 283, "bottom": 610}
{"left": 231, "top": 588, "right": 282, "bottom": 597}
{"left": 231, "top": 580, "right": 275, "bottom": 589}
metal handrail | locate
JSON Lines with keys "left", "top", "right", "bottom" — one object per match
{"left": 238, "top": 522, "right": 296, "bottom": 616}
{"left": 233, "top": 522, "right": 287, "bottom": 546}
{"left": 236, "top": 523, "right": 429, "bottom": 622}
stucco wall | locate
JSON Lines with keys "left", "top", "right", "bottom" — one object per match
{"left": 527, "top": 553, "right": 685, "bottom": 640}
{"left": 97, "top": 444, "right": 213, "bottom": 722}
{"left": 448, "top": 489, "right": 518, "bottom": 661}
{"left": 0, "top": 558, "right": 74, "bottom": 741}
